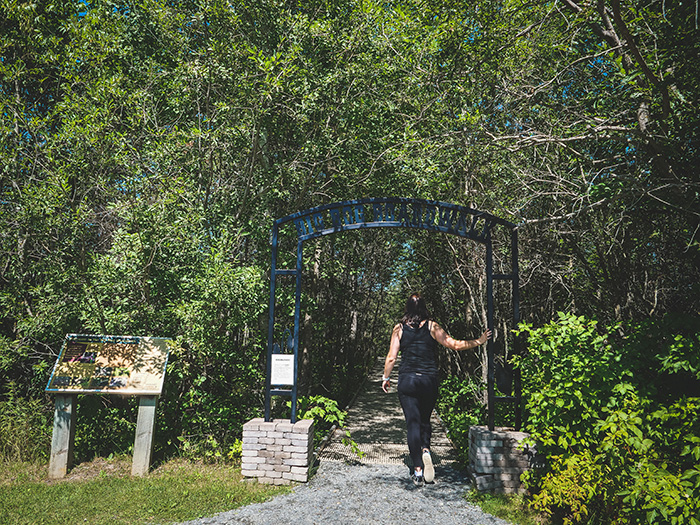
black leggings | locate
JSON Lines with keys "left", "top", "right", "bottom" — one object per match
{"left": 397, "top": 372, "right": 439, "bottom": 471}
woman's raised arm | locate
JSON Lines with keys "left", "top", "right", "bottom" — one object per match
{"left": 430, "top": 322, "right": 491, "bottom": 352}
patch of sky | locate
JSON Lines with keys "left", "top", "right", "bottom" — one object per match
{"left": 78, "top": 0, "right": 88, "bottom": 18}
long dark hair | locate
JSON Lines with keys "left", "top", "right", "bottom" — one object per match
{"left": 401, "top": 293, "right": 430, "bottom": 328}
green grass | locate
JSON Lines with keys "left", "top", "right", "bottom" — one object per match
{"left": 1, "top": 457, "right": 549, "bottom": 525}
{"left": 465, "top": 490, "right": 546, "bottom": 525}
{"left": 0, "top": 457, "right": 289, "bottom": 525}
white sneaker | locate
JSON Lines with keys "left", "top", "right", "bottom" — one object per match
{"left": 422, "top": 450, "right": 434, "bottom": 483}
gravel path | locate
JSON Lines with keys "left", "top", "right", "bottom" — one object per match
{"left": 181, "top": 461, "right": 510, "bottom": 525}
{"left": 180, "top": 359, "right": 512, "bottom": 525}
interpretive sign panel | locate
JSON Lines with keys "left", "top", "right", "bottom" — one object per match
{"left": 46, "top": 334, "right": 171, "bottom": 395}
{"left": 270, "top": 354, "right": 295, "bottom": 386}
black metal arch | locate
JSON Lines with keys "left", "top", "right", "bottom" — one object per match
{"left": 265, "top": 198, "right": 521, "bottom": 430}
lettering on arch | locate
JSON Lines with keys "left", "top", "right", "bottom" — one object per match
{"left": 284, "top": 198, "right": 502, "bottom": 243}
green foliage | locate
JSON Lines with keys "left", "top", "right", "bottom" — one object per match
{"left": 160, "top": 261, "right": 267, "bottom": 452}
{"left": 175, "top": 435, "right": 243, "bottom": 464}
{"left": 436, "top": 375, "right": 484, "bottom": 463}
{"left": 618, "top": 397, "right": 700, "bottom": 525}
{"left": 227, "top": 438, "right": 243, "bottom": 460}
{"left": 0, "top": 384, "right": 51, "bottom": 463}
{"left": 515, "top": 313, "right": 700, "bottom": 524}
{"left": 73, "top": 396, "right": 138, "bottom": 461}
{"left": 296, "top": 395, "right": 347, "bottom": 430}
{"left": 513, "top": 313, "right": 621, "bottom": 453}
{"left": 294, "top": 395, "right": 363, "bottom": 457}
{"left": 465, "top": 491, "right": 547, "bottom": 525}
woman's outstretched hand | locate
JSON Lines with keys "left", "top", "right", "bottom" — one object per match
{"left": 478, "top": 329, "right": 493, "bottom": 345}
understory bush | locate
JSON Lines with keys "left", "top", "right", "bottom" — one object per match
{"left": 0, "top": 383, "right": 51, "bottom": 462}
{"left": 294, "top": 395, "right": 363, "bottom": 456}
{"left": 514, "top": 312, "right": 700, "bottom": 524}
{"left": 436, "top": 375, "right": 485, "bottom": 463}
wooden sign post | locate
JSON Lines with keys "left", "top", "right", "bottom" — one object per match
{"left": 132, "top": 395, "right": 159, "bottom": 476}
{"left": 48, "top": 394, "right": 77, "bottom": 479}
{"left": 45, "top": 334, "right": 171, "bottom": 478}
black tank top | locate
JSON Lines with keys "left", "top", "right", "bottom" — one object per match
{"left": 398, "top": 321, "right": 438, "bottom": 376}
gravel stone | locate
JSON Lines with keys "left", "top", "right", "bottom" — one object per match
{"left": 180, "top": 461, "right": 511, "bottom": 525}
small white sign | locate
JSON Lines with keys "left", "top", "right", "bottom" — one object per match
{"left": 271, "top": 355, "right": 295, "bottom": 385}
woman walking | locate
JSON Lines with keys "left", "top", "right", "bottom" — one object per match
{"left": 382, "top": 293, "right": 491, "bottom": 486}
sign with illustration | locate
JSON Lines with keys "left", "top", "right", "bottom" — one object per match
{"left": 45, "top": 334, "right": 171, "bottom": 395}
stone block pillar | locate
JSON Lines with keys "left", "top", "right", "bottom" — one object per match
{"left": 468, "top": 425, "right": 535, "bottom": 494}
{"left": 241, "top": 418, "right": 314, "bottom": 485}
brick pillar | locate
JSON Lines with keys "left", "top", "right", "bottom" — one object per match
{"left": 241, "top": 418, "right": 315, "bottom": 485}
{"left": 468, "top": 426, "right": 535, "bottom": 494}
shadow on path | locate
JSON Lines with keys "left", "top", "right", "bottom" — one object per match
{"left": 318, "top": 357, "right": 461, "bottom": 471}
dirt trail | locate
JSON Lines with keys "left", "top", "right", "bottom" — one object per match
{"left": 319, "top": 357, "right": 460, "bottom": 472}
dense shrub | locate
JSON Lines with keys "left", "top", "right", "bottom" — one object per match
{"left": 436, "top": 375, "right": 485, "bottom": 463}
{"left": 0, "top": 384, "right": 52, "bottom": 462}
{"left": 514, "top": 313, "right": 700, "bottom": 524}
{"left": 286, "top": 395, "right": 364, "bottom": 458}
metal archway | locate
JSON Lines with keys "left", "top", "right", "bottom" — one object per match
{"left": 265, "top": 198, "right": 521, "bottom": 431}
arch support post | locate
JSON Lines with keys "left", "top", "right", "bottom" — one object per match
{"left": 512, "top": 228, "right": 522, "bottom": 431}
{"left": 486, "top": 237, "right": 495, "bottom": 431}
{"left": 290, "top": 241, "right": 303, "bottom": 423}
{"left": 264, "top": 228, "right": 301, "bottom": 423}
{"left": 264, "top": 223, "right": 278, "bottom": 422}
